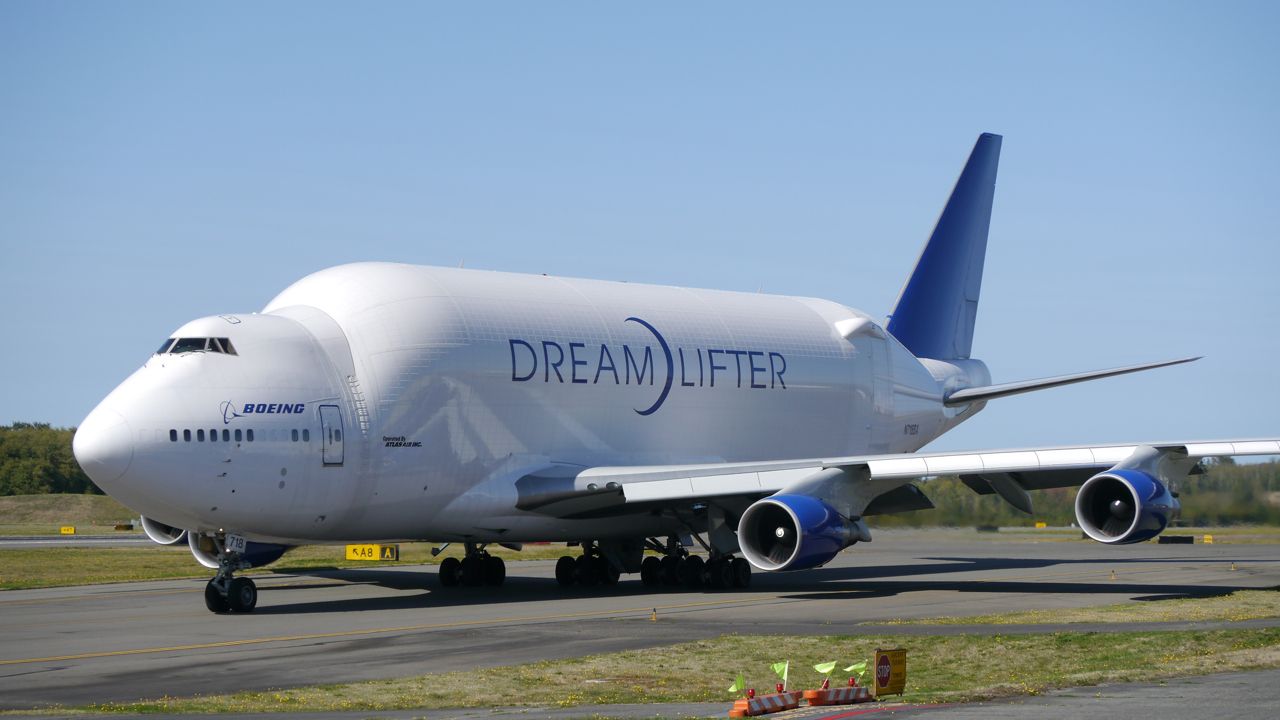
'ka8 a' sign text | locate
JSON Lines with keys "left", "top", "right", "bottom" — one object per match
{"left": 345, "top": 544, "right": 400, "bottom": 561}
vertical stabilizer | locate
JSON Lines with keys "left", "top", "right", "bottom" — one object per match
{"left": 887, "top": 133, "right": 1001, "bottom": 360}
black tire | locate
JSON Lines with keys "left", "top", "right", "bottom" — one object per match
{"left": 594, "top": 555, "right": 620, "bottom": 585}
{"left": 660, "top": 555, "right": 681, "bottom": 586}
{"left": 227, "top": 577, "right": 257, "bottom": 612}
{"left": 731, "top": 557, "right": 752, "bottom": 588}
{"left": 703, "top": 559, "right": 731, "bottom": 589}
{"left": 640, "top": 555, "right": 662, "bottom": 586}
{"left": 439, "top": 557, "right": 461, "bottom": 587}
{"left": 204, "top": 580, "right": 230, "bottom": 613}
{"left": 575, "top": 555, "right": 599, "bottom": 586}
{"left": 555, "top": 555, "right": 576, "bottom": 587}
{"left": 679, "top": 555, "right": 704, "bottom": 588}
{"left": 460, "top": 556, "right": 484, "bottom": 586}
{"left": 484, "top": 555, "right": 506, "bottom": 586}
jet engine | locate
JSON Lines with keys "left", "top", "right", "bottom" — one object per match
{"left": 738, "top": 493, "right": 859, "bottom": 571}
{"left": 188, "top": 533, "right": 290, "bottom": 569}
{"left": 1075, "top": 469, "right": 1179, "bottom": 544}
{"left": 140, "top": 516, "right": 187, "bottom": 545}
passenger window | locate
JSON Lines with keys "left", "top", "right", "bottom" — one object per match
{"left": 291, "top": 429, "right": 299, "bottom": 442}
{"left": 183, "top": 429, "right": 191, "bottom": 442}
{"left": 222, "top": 429, "right": 230, "bottom": 442}
{"left": 247, "top": 429, "right": 255, "bottom": 442}
{"left": 197, "top": 429, "right": 205, "bottom": 442}
{"left": 156, "top": 339, "right": 176, "bottom": 354}
{"left": 209, "top": 429, "right": 218, "bottom": 442}
{"left": 303, "top": 429, "right": 310, "bottom": 442}
{"left": 169, "top": 429, "right": 177, "bottom": 442}
{"left": 234, "top": 429, "right": 242, "bottom": 442}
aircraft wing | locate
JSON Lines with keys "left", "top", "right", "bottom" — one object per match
{"left": 516, "top": 439, "right": 1280, "bottom": 519}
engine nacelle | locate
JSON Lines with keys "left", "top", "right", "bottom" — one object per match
{"left": 1075, "top": 469, "right": 1179, "bottom": 544}
{"left": 140, "top": 516, "right": 187, "bottom": 545}
{"left": 738, "top": 493, "right": 857, "bottom": 571}
{"left": 188, "top": 533, "right": 290, "bottom": 569}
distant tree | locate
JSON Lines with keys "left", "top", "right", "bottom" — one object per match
{"left": 0, "top": 424, "right": 101, "bottom": 495}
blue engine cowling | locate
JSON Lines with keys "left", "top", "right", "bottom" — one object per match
{"left": 1075, "top": 469, "right": 1179, "bottom": 544}
{"left": 188, "top": 533, "right": 290, "bottom": 569}
{"left": 738, "top": 493, "right": 854, "bottom": 571}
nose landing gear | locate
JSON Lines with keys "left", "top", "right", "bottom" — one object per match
{"left": 203, "top": 536, "right": 257, "bottom": 613}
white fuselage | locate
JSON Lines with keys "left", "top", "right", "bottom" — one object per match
{"left": 78, "top": 263, "right": 987, "bottom": 544}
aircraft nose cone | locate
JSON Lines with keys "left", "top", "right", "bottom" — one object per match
{"left": 73, "top": 407, "right": 134, "bottom": 485}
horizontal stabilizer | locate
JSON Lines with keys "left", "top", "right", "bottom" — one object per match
{"left": 944, "top": 356, "right": 1200, "bottom": 406}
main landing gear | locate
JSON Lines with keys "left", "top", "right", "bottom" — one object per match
{"left": 638, "top": 537, "right": 751, "bottom": 590}
{"left": 554, "top": 542, "right": 621, "bottom": 587}
{"left": 438, "top": 543, "right": 507, "bottom": 587}
{"left": 203, "top": 538, "right": 257, "bottom": 613}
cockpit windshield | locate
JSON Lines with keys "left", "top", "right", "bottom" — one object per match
{"left": 156, "top": 337, "right": 238, "bottom": 355}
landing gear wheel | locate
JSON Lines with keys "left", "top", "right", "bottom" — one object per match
{"left": 575, "top": 555, "right": 600, "bottom": 586}
{"left": 703, "top": 559, "right": 732, "bottom": 589}
{"left": 484, "top": 555, "right": 506, "bottom": 586}
{"left": 679, "top": 555, "right": 704, "bottom": 588}
{"left": 660, "top": 555, "right": 681, "bottom": 586}
{"left": 640, "top": 556, "right": 662, "bottom": 587}
{"left": 594, "top": 555, "right": 620, "bottom": 586}
{"left": 227, "top": 577, "right": 257, "bottom": 612}
{"left": 555, "top": 555, "right": 577, "bottom": 587}
{"left": 460, "top": 556, "right": 485, "bottom": 586}
{"left": 204, "top": 580, "right": 230, "bottom": 613}
{"left": 731, "top": 557, "right": 752, "bottom": 588}
{"left": 439, "top": 556, "right": 461, "bottom": 587}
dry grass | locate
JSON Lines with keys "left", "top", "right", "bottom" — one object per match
{"left": 48, "top": 628, "right": 1280, "bottom": 714}
{"left": 880, "top": 588, "right": 1280, "bottom": 626}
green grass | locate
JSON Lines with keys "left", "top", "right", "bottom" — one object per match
{"left": 0, "top": 494, "right": 136, "bottom": 535}
{"left": 0, "top": 542, "right": 573, "bottom": 590}
{"left": 38, "top": 628, "right": 1280, "bottom": 714}
{"left": 878, "top": 588, "right": 1280, "bottom": 626}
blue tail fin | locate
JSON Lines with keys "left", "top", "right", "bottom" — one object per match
{"left": 887, "top": 133, "right": 1002, "bottom": 360}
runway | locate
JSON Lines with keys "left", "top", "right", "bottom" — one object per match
{"left": 1, "top": 529, "right": 1277, "bottom": 710}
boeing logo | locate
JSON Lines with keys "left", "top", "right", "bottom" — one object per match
{"left": 508, "top": 316, "right": 787, "bottom": 416}
{"left": 221, "top": 400, "right": 306, "bottom": 424}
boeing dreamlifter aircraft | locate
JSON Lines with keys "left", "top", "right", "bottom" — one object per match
{"left": 74, "top": 134, "right": 1278, "bottom": 613}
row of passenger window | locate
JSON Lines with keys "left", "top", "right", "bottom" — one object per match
{"left": 169, "top": 428, "right": 311, "bottom": 443}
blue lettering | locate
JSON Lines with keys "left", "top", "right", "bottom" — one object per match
{"left": 542, "top": 341, "right": 565, "bottom": 383}
{"left": 708, "top": 349, "right": 726, "bottom": 388}
{"left": 294, "top": 403, "right": 305, "bottom": 413}
{"left": 678, "top": 348, "right": 695, "bottom": 387}
{"left": 726, "top": 350, "right": 747, "bottom": 388}
{"left": 509, "top": 339, "right": 537, "bottom": 381}
{"left": 749, "top": 351, "right": 767, "bottom": 389}
{"left": 594, "top": 345, "right": 619, "bottom": 384}
{"left": 769, "top": 352, "right": 787, "bottom": 389}
{"left": 243, "top": 404, "right": 255, "bottom": 414}
{"left": 569, "top": 342, "right": 588, "bottom": 384}
{"left": 255, "top": 404, "right": 268, "bottom": 413}
{"left": 697, "top": 348, "right": 704, "bottom": 386}
{"left": 623, "top": 345, "right": 653, "bottom": 385}
{"left": 267, "top": 403, "right": 278, "bottom": 413}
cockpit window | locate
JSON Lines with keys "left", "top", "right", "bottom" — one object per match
{"left": 159, "top": 337, "right": 238, "bottom": 356}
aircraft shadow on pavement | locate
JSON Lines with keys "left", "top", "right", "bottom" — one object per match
{"left": 249, "top": 554, "right": 1264, "bottom": 615}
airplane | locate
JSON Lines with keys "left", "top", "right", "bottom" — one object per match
{"left": 72, "top": 133, "right": 1279, "bottom": 614}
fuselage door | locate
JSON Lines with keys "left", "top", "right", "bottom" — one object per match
{"left": 319, "top": 404, "right": 344, "bottom": 466}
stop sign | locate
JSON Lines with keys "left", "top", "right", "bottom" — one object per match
{"left": 876, "top": 654, "right": 891, "bottom": 688}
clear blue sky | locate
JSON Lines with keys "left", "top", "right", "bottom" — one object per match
{"left": 2, "top": 1, "right": 1277, "bottom": 452}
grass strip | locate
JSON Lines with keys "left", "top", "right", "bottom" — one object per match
{"left": 25, "top": 628, "right": 1280, "bottom": 715}
{"left": 0, "top": 543, "right": 572, "bottom": 590}
{"left": 879, "top": 588, "right": 1280, "bottom": 626}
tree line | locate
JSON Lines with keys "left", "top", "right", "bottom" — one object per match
{"left": 2, "top": 423, "right": 1278, "bottom": 526}
{"left": 0, "top": 423, "right": 100, "bottom": 495}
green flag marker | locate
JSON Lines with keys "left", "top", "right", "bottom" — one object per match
{"left": 771, "top": 661, "right": 789, "bottom": 681}
{"left": 728, "top": 672, "right": 745, "bottom": 695}
{"left": 814, "top": 661, "right": 837, "bottom": 675}
{"left": 844, "top": 660, "right": 868, "bottom": 678}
